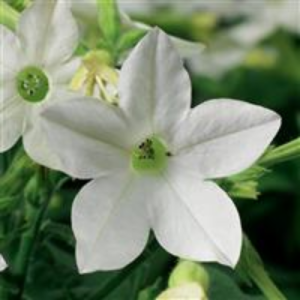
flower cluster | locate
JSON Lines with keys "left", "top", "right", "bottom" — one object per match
{"left": 0, "top": 0, "right": 281, "bottom": 275}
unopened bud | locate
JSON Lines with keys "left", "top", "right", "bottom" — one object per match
{"left": 169, "top": 260, "right": 210, "bottom": 292}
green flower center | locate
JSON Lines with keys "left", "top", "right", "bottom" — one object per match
{"left": 131, "top": 137, "right": 170, "bottom": 173}
{"left": 16, "top": 66, "right": 49, "bottom": 103}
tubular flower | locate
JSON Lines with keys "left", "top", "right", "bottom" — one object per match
{"left": 42, "top": 29, "right": 281, "bottom": 273}
{"left": 0, "top": 0, "right": 79, "bottom": 167}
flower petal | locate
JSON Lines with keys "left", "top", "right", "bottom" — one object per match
{"left": 18, "top": 0, "right": 79, "bottom": 66}
{"left": 23, "top": 116, "right": 61, "bottom": 169}
{"left": 119, "top": 28, "right": 191, "bottom": 142}
{"left": 0, "top": 255, "right": 7, "bottom": 272}
{"left": 148, "top": 163, "right": 242, "bottom": 267}
{"left": 22, "top": 85, "right": 80, "bottom": 169}
{"left": 72, "top": 172, "right": 150, "bottom": 272}
{"left": 41, "top": 97, "right": 131, "bottom": 179}
{"left": 47, "top": 57, "right": 81, "bottom": 85}
{"left": 172, "top": 99, "right": 281, "bottom": 179}
{"left": 228, "top": 19, "right": 274, "bottom": 47}
{"left": 0, "top": 25, "right": 25, "bottom": 79}
{"left": 0, "top": 90, "right": 26, "bottom": 152}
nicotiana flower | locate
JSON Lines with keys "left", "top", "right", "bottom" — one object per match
{"left": 228, "top": 0, "right": 300, "bottom": 47}
{"left": 189, "top": 0, "right": 299, "bottom": 78}
{"left": 0, "top": 254, "right": 7, "bottom": 272}
{"left": 0, "top": 0, "right": 79, "bottom": 167}
{"left": 42, "top": 29, "right": 281, "bottom": 273}
{"left": 71, "top": 0, "right": 205, "bottom": 59}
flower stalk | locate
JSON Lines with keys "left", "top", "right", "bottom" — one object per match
{"left": 13, "top": 167, "right": 52, "bottom": 298}
{"left": 236, "top": 236, "right": 287, "bottom": 300}
{"left": 259, "top": 137, "right": 300, "bottom": 167}
{"left": 12, "top": 167, "right": 69, "bottom": 299}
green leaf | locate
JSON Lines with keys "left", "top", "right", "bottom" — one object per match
{"left": 137, "top": 278, "right": 164, "bottom": 300}
{"left": 0, "top": 1, "right": 19, "bottom": 30}
{"left": 117, "top": 29, "right": 147, "bottom": 54}
{"left": 207, "top": 265, "right": 264, "bottom": 300}
{"left": 4, "top": 0, "right": 30, "bottom": 12}
{"left": 0, "top": 196, "right": 19, "bottom": 215}
{"left": 97, "top": 0, "right": 121, "bottom": 44}
{"left": 236, "top": 235, "right": 287, "bottom": 300}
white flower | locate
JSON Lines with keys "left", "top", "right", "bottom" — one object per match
{"left": 228, "top": 0, "right": 300, "bottom": 46}
{"left": 189, "top": 0, "right": 299, "bottom": 78}
{"left": 0, "top": 0, "right": 79, "bottom": 168}
{"left": 41, "top": 29, "right": 281, "bottom": 273}
{"left": 0, "top": 255, "right": 7, "bottom": 271}
{"left": 71, "top": 0, "right": 204, "bottom": 59}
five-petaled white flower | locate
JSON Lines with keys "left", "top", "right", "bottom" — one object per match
{"left": 0, "top": 254, "right": 7, "bottom": 272}
{"left": 41, "top": 29, "right": 281, "bottom": 273}
{"left": 0, "top": 0, "right": 79, "bottom": 168}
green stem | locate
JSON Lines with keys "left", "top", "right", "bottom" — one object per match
{"left": 260, "top": 138, "right": 300, "bottom": 167}
{"left": 249, "top": 268, "right": 286, "bottom": 300}
{"left": 0, "top": 1, "right": 19, "bottom": 30}
{"left": 14, "top": 169, "right": 53, "bottom": 299}
{"left": 237, "top": 235, "right": 287, "bottom": 300}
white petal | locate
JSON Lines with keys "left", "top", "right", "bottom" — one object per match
{"left": 172, "top": 99, "right": 281, "bottom": 179}
{"left": 228, "top": 19, "right": 274, "bottom": 47}
{"left": 72, "top": 172, "right": 150, "bottom": 272}
{"left": 47, "top": 57, "right": 81, "bottom": 85}
{"left": 0, "top": 255, "right": 7, "bottom": 271}
{"left": 18, "top": 0, "right": 79, "bottom": 66}
{"left": 41, "top": 97, "right": 131, "bottom": 179}
{"left": 119, "top": 28, "right": 191, "bottom": 142}
{"left": 0, "top": 87, "right": 26, "bottom": 152}
{"left": 148, "top": 163, "right": 242, "bottom": 267}
{"left": 188, "top": 44, "right": 247, "bottom": 78}
{"left": 0, "top": 25, "right": 25, "bottom": 79}
{"left": 22, "top": 85, "right": 80, "bottom": 169}
{"left": 23, "top": 115, "right": 61, "bottom": 169}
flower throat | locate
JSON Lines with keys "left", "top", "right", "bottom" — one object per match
{"left": 131, "top": 137, "right": 169, "bottom": 173}
{"left": 16, "top": 66, "right": 49, "bottom": 103}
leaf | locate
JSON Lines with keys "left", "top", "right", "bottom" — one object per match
{"left": 0, "top": 1, "right": 18, "bottom": 30}
{"left": 117, "top": 29, "right": 147, "bottom": 53}
{"left": 137, "top": 278, "right": 164, "bottom": 300}
{"left": 97, "top": 0, "right": 121, "bottom": 44}
{"left": 207, "top": 265, "right": 265, "bottom": 300}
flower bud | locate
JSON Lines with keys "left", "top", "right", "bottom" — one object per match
{"left": 157, "top": 283, "right": 208, "bottom": 300}
{"left": 169, "top": 260, "right": 210, "bottom": 292}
